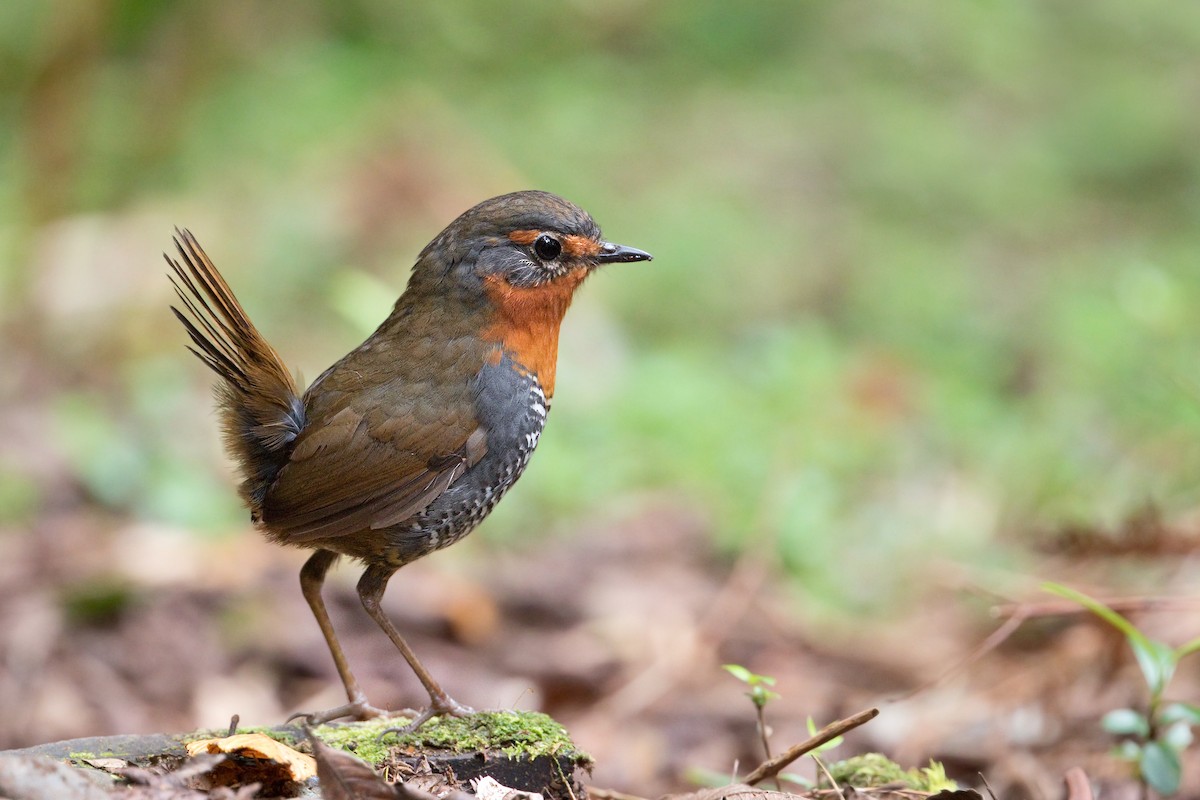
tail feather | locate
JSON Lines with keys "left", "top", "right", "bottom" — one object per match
{"left": 166, "top": 229, "right": 305, "bottom": 513}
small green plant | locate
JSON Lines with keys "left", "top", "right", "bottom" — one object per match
{"left": 723, "top": 664, "right": 780, "bottom": 759}
{"left": 719, "top": 668, "right": 946, "bottom": 793}
{"left": 804, "top": 715, "right": 844, "bottom": 754}
{"left": 1045, "top": 583, "right": 1200, "bottom": 796}
{"left": 722, "top": 665, "right": 852, "bottom": 790}
{"left": 795, "top": 714, "right": 849, "bottom": 790}
{"left": 825, "top": 753, "right": 956, "bottom": 793}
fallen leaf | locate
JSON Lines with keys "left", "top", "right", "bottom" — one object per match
{"left": 185, "top": 733, "right": 316, "bottom": 782}
{"left": 0, "top": 754, "right": 114, "bottom": 800}
{"left": 308, "top": 730, "right": 398, "bottom": 800}
{"left": 657, "top": 784, "right": 798, "bottom": 800}
{"left": 473, "top": 775, "right": 543, "bottom": 800}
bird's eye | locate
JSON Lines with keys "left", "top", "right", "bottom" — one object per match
{"left": 533, "top": 234, "right": 562, "bottom": 261}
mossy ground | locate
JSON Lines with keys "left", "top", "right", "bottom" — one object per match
{"left": 313, "top": 711, "right": 584, "bottom": 766}
{"left": 184, "top": 711, "right": 584, "bottom": 768}
{"left": 827, "top": 753, "right": 956, "bottom": 792}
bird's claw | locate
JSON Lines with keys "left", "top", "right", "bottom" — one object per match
{"left": 287, "top": 697, "right": 391, "bottom": 726}
{"left": 379, "top": 696, "right": 476, "bottom": 738}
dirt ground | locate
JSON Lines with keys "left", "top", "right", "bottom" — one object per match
{"left": 1, "top": 497, "right": 1198, "bottom": 798}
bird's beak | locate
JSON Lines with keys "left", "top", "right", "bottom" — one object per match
{"left": 596, "top": 242, "right": 653, "bottom": 264}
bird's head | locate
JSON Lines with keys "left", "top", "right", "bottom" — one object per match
{"left": 415, "top": 189, "right": 650, "bottom": 290}
{"left": 405, "top": 190, "right": 651, "bottom": 397}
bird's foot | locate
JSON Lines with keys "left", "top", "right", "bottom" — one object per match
{"left": 287, "top": 695, "right": 392, "bottom": 726}
{"left": 379, "top": 695, "right": 476, "bottom": 736}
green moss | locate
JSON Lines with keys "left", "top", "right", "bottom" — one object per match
{"left": 307, "top": 718, "right": 397, "bottom": 765}
{"left": 826, "top": 754, "right": 956, "bottom": 792}
{"left": 177, "top": 711, "right": 584, "bottom": 769}
{"left": 312, "top": 711, "right": 584, "bottom": 766}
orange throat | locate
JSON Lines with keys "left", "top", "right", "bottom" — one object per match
{"left": 482, "top": 269, "right": 587, "bottom": 398}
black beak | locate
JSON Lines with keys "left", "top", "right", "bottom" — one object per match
{"left": 597, "top": 242, "right": 653, "bottom": 264}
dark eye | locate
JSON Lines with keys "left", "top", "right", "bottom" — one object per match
{"left": 533, "top": 234, "right": 562, "bottom": 261}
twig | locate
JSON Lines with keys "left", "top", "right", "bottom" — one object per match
{"left": 553, "top": 753, "right": 579, "bottom": 800}
{"left": 744, "top": 707, "right": 879, "bottom": 786}
{"left": 1062, "top": 767, "right": 1094, "bottom": 800}
{"left": 755, "top": 705, "right": 772, "bottom": 760}
{"left": 897, "top": 593, "right": 1200, "bottom": 701}
{"left": 991, "top": 596, "right": 1200, "bottom": 620}
{"left": 586, "top": 788, "right": 652, "bottom": 800}
{"left": 812, "top": 755, "right": 845, "bottom": 800}
{"left": 893, "top": 606, "right": 1030, "bottom": 700}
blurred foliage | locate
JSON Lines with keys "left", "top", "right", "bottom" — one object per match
{"left": 3, "top": 0, "right": 1200, "bottom": 614}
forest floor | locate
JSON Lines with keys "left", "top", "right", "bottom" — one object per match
{"left": 1, "top": 497, "right": 1198, "bottom": 798}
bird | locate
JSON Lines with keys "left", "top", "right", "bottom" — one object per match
{"left": 166, "top": 190, "right": 651, "bottom": 730}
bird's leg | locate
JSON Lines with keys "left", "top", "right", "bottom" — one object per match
{"left": 358, "top": 564, "right": 475, "bottom": 732}
{"left": 288, "top": 549, "right": 390, "bottom": 724}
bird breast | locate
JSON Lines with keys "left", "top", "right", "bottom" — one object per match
{"left": 480, "top": 269, "right": 587, "bottom": 399}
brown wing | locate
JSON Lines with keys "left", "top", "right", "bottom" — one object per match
{"left": 260, "top": 378, "right": 487, "bottom": 544}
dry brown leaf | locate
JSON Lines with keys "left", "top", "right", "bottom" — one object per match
{"left": 184, "top": 732, "right": 316, "bottom": 782}
{"left": 0, "top": 754, "right": 114, "bottom": 800}
{"left": 660, "top": 784, "right": 799, "bottom": 800}
{"left": 308, "top": 730, "right": 398, "bottom": 800}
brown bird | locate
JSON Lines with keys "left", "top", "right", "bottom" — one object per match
{"left": 167, "top": 191, "right": 650, "bottom": 729}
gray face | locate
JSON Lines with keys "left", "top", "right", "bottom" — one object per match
{"left": 413, "top": 190, "right": 650, "bottom": 296}
{"left": 418, "top": 190, "right": 600, "bottom": 263}
{"left": 480, "top": 230, "right": 581, "bottom": 289}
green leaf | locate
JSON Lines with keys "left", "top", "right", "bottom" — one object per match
{"left": 779, "top": 772, "right": 813, "bottom": 788}
{"left": 749, "top": 685, "right": 780, "bottom": 707}
{"left": 1129, "top": 637, "right": 1176, "bottom": 697}
{"left": 1113, "top": 740, "right": 1142, "bottom": 762}
{"left": 916, "top": 760, "right": 958, "bottom": 793}
{"left": 1160, "top": 702, "right": 1200, "bottom": 727}
{"left": 1140, "top": 741, "right": 1181, "bottom": 795}
{"left": 806, "top": 717, "right": 844, "bottom": 752}
{"left": 723, "top": 664, "right": 753, "bottom": 683}
{"left": 1043, "top": 583, "right": 1142, "bottom": 640}
{"left": 683, "top": 766, "right": 736, "bottom": 788}
{"left": 1043, "top": 583, "right": 1176, "bottom": 694}
{"left": 1177, "top": 637, "right": 1200, "bottom": 659}
{"left": 1102, "top": 708, "right": 1149, "bottom": 737}
{"left": 1162, "top": 721, "right": 1194, "bottom": 751}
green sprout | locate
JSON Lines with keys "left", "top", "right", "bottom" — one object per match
{"left": 724, "top": 663, "right": 781, "bottom": 763}
{"left": 1045, "top": 583, "right": 1200, "bottom": 797}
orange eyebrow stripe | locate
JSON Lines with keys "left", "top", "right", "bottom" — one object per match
{"left": 507, "top": 230, "right": 602, "bottom": 259}
{"left": 562, "top": 234, "right": 602, "bottom": 259}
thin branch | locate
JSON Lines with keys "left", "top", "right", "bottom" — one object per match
{"left": 893, "top": 606, "right": 1030, "bottom": 700}
{"left": 586, "top": 788, "right": 652, "bottom": 800}
{"left": 812, "top": 755, "right": 845, "bottom": 800}
{"left": 991, "top": 596, "right": 1200, "bottom": 620}
{"left": 744, "top": 708, "right": 879, "bottom": 787}
{"left": 1062, "top": 767, "right": 1094, "bottom": 800}
{"left": 755, "top": 705, "right": 772, "bottom": 761}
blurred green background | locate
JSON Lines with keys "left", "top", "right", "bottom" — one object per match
{"left": 3, "top": 0, "right": 1200, "bottom": 616}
